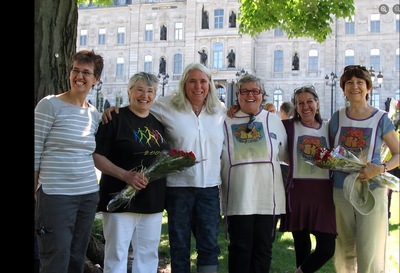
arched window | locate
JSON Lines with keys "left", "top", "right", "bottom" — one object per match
{"left": 144, "top": 55, "right": 153, "bottom": 73}
{"left": 273, "top": 89, "right": 283, "bottom": 111}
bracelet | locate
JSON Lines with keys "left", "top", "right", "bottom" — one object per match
{"left": 381, "top": 163, "right": 388, "bottom": 173}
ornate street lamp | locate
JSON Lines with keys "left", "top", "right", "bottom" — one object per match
{"left": 229, "top": 68, "right": 248, "bottom": 107}
{"left": 368, "top": 67, "right": 384, "bottom": 88}
{"left": 158, "top": 73, "right": 169, "bottom": 97}
{"left": 368, "top": 67, "right": 384, "bottom": 105}
{"left": 235, "top": 68, "right": 248, "bottom": 81}
{"left": 325, "top": 71, "right": 337, "bottom": 117}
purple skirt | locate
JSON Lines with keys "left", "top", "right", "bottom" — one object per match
{"left": 280, "top": 179, "right": 337, "bottom": 235}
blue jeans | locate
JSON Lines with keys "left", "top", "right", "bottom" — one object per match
{"left": 166, "top": 186, "right": 221, "bottom": 273}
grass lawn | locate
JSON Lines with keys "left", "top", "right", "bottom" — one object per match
{"left": 158, "top": 191, "right": 399, "bottom": 273}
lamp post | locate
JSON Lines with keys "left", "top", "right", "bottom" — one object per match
{"left": 95, "top": 80, "right": 103, "bottom": 111}
{"left": 325, "top": 71, "right": 337, "bottom": 117}
{"left": 158, "top": 73, "right": 169, "bottom": 97}
{"left": 368, "top": 67, "right": 383, "bottom": 105}
{"left": 229, "top": 68, "right": 248, "bottom": 107}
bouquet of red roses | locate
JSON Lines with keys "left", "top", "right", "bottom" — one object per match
{"left": 308, "top": 145, "right": 399, "bottom": 191}
{"left": 107, "top": 149, "right": 203, "bottom": 212}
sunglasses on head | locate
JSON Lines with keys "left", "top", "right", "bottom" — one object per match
{"left": 246, "top": 114, "right": 256, "bottom": 133}
{"left": 344, "top": 65, "right": 368, "bottom": 72}
{"left": 293, "top": 85, "right": 315, "bottom": 94}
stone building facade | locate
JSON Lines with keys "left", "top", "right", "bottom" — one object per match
{"left": 77, "top": 0, "right": 400, "bottom": 120}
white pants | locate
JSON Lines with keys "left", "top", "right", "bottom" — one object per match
{"left": 333, "top": 187, "right": 388, "bottom": 273}
{"left": 102, "top": 211, "right": 163, "bottom": 273}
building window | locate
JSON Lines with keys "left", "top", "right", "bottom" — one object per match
{"left": 370, "top": 90, "right": 380, "bottom": 108}
{"left": 214, "top": 9, "right": 224, "bottom": 29}
{"left": 79, "top": 29, "right": 87, "bottom": 46}
{"left": 213, "top": 43, "right": 223, "bottom": 69}
{"left": 217, "top": 85, "right": 225, "bottom": 102}
{"left": 396, "top": 15, "right": 400, "bottom": 33}
{"left": 273, "top": 50, "right": 283, "bottom": 72}
{"left": 98, "top": 28, "right": 106, "bottom": 45}
{"left": 396, "top": 89, "right": 400, "bottom": 101}
{"left": 175, "top": 22, "right": 183, "bottom": 40}
{"left": 145, "top": 24, "right": 153, "bottom": 42}
{"left": 173, "top": 54, "right": 183, "bottom": 75}
{"left": 345, "top": 15, "right": 355, "bottom": 35}
{"left": 274, "top": 26, "right": 284, "bottom": 36}
{"left": 116, "top": 57, "right": 124, "bottom": 77}
{"left": 273, "top": 90, "right": 283, "bottom": 112}
{"left": 370, "top": 48, "right": 380, "bottom": 71}
{"left": 144, "top": 55, "right": 153, "bottom": 73}
{"left": 396, "top": 48, "right": 400, "bottom": 71}
{"left": 308, "top": 49, "right": 319, "bottom": 71}
{"left": 344, "top": 49, "right": 355, "bottom": 66}
{"left": 117, "top": 27, "right": 125, "bottom": 44}
{"left": 370, "top": 14, "right": 380, "bottom": 33}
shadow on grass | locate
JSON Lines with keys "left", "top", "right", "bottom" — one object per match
{"left": 389, "top": 222, "right": 399, "bottom": 232}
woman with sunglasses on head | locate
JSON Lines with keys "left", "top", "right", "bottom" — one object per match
{"left": 329, "top": 65, "right": 399, "bottom": 273}
{"left": 221, "top": 74, "right": 288, "bottom": 273}
{"left": 278, "top": 86, "right": 337, "bottom": 273}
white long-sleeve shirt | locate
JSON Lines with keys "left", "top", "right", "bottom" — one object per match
{"left": 150, "top": 95, "right": 226, "bottom": 188}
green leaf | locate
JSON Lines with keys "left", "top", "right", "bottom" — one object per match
{"left": 238, "top": 0, "right": 355, "bottom": 43}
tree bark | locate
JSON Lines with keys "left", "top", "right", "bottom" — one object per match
{"left": 34, "top": 0, "right": 78, "bottom": 107}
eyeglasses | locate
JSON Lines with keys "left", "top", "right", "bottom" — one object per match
{"left": 71, "top": 68, "right": 94, "bottom": 77}
{"left": 239, "top": 89, "right": 262, "bottom": 95}
{"left": 246, "top": 114, "right": 256, "bottom": 133}
{"left": 343, "top": 65, "right": 368, "bottom": 72}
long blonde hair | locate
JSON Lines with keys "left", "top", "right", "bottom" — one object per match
{"left": 171, "top": 63, "right": 223, "bottom": 114}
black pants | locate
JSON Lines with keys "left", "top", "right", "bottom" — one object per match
{"left": 227, "top": 215, "right": 274, "bottom": 273}
{"left": 292, "top": 230, "right": 336, "bottom": 273}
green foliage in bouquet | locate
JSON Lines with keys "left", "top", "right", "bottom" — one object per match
{"left": 107, "top": 149, "right": 202, "bottom": 212}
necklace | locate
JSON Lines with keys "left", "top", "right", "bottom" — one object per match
{"left": 193, "top": 106, "right": 202, "bottom": 116}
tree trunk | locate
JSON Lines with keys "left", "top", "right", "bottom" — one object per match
{"left": 34, "top": 0, "right": 78, "bottom": 107}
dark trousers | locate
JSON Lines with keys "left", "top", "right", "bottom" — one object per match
{"left": 35, "top": 188, "right": 99, "bottom": 273}
{"left": 292, "top": 230, "right": 336, "bottom": 273}
{"left": 227, "top": 214, "right": 274, "bottom": 273}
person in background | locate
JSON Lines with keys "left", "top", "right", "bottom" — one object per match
{"left": 279, "top": 86, "right": 337, "bottom": 273}
{"left": 329, "top": 65, "right": 400, "bottom": 273}
{"left": 93, "top": 72, "right": 169, "bottom": 273}
{"left": 280, "top": 101, "right": 294, "bottom": 120}
{"left": 102, "top": 63, "right": 226, "bottom": 273}
{"left": 34, "top": 50, "right": 104, "bottom": 273}
{"left": 221, "top": 74, "right": 288, "bottom": 273}
{"left": 264, "top": 102, "right": 277, "bottom": 114}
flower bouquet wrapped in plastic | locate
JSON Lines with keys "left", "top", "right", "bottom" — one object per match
{"left": 307, "top": 145, "right": 399, "bottom": 191}
{"left": 107, "top": 149, "right": 203, "bottom": 212}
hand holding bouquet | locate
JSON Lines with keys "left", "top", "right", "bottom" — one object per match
{"left": 307, "top": 145, "right": 399, "bottom": 191}
{"left": 107, "top": 149, "right": 203, "bottom": 212}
